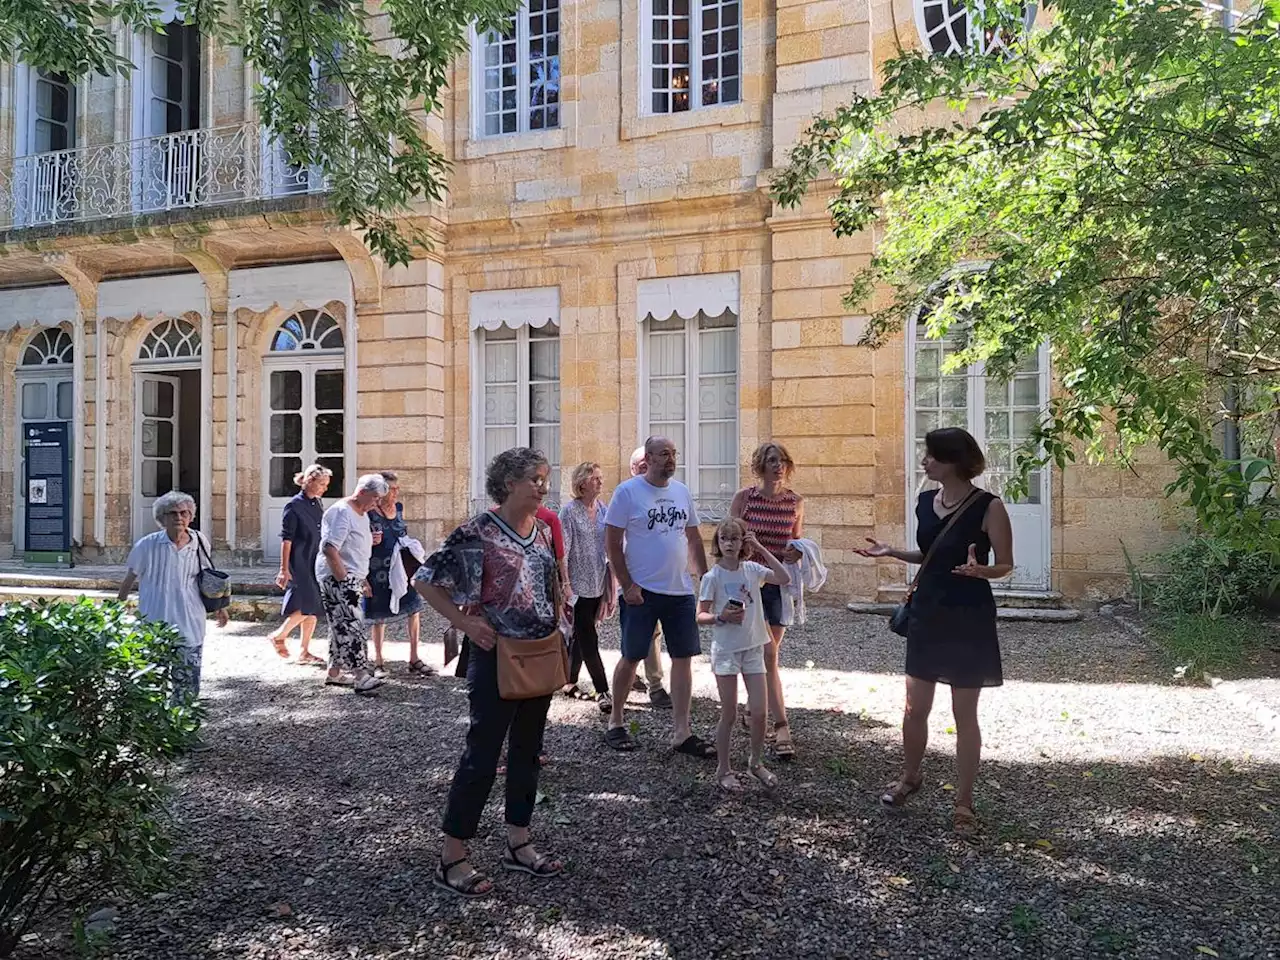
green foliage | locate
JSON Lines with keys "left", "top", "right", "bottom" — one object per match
{"left": 774, "top": 0, "right": 1280, "bottom": 514}
{"left": 0, "top": 599, "right": 199, "bottom": 957}
{"left": 1147, "top": 610, "right": 1267, "bottom": 677}
{"left": 0, "top": 0, "right": 523, "bottom": 266}
{"left": 1151, "top": 535, "right": 1275, "bottom": 617}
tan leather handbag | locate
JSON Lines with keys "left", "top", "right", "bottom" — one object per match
{"left": 496, "top": 630, "right": 568, "bottom": 700}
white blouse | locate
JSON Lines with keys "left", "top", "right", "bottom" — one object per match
{"left": 559, "top": 498, "right": 609, "bottom": 599}
{"left": 125, "top": 530, "right": 211, "bottom": 649}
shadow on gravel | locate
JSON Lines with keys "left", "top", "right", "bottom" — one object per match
{"left": 18, "top": 655, "right": 1278, "bottom": 960}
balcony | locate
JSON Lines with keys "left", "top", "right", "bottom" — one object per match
{"left": 0, "top": 122, "right": 327, "bottom": 232}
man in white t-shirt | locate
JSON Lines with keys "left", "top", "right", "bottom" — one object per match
{"left": 628, "top": 445, "right": 671, "bottom": 707}
{"left": 603, "top": 436, "right": 712, "bottom": 757}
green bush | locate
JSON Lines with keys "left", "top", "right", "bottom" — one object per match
{"left": 0, "top": 599, "right": 199, "bottom": 956}
{"left": 1150, "top": 534, "right": 1276, "bottom": 617}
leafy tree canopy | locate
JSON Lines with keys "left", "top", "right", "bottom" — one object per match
{"left": 774, "top": 0, "right": 1280, "bottom": 518}
{"left": 0, "top": 0, "right": 522, "bottom": 265}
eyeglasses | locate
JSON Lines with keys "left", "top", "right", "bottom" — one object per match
{"left": 162, "top": 510, "right": 193, "bottom": 519}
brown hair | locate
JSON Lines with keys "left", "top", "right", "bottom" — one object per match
{"left": 751, "top": 441, "right": 795, "bottom": 481}
{"left": 571, "top": 461, "right": 601, "bottom": 499}
{"left": 379, "top": 470, "right": 399, "bottom": 483}
{"left": 924, "top": 427, "right": 986, "bottom": 480}
{"left": 711, "top": 517, "right": 748, "bottom": 559}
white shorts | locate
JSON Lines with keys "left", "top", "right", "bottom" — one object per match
{"left": 710, "top": 644, "right": 767, "bottom": 677}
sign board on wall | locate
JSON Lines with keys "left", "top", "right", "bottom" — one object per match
{"left": 23, "top": 422, "right": 72, "bottom": 565}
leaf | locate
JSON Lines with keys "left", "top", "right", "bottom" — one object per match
{"left": 886, "top": 876, "right": 912, "bottom": 888}
{"left": 1083, "top": 771, "right": 1094, "bottom": 778}
{"left": 1033, "top": 839, "right": 1055, "bottom": 851}
{"left": 1189, "top": 753, "right": 1204, "bottom": 762}
{"left": 1195, "top": 948, "right": 1219, "bottom": 957}
{"left": 948, "top": 861, "right": 961, "bottom": 874}
{"left": 944, "top": 725, "right": 956, "bottom": 735}
{"left": 941, "top": 783, "right": 955, "bottom": 792}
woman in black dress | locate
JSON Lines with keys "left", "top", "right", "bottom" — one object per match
{"left": 363, "top": 471, "right": 433, "bottom": 677}
{"left": 857, "top": 428, "right": 1013, "bottom": 837}
{"left": 269, "top": 464, "right": 332, "bottom": 664}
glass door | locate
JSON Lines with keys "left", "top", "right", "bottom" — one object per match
{"left": 263, "top": 362, "right": 345, "bottom": 561}
{"left": 134, "top": 373, "right": 181, "bottom": 541}
{"left": 910, "top": 327, "right": 1050, "bottom": 591}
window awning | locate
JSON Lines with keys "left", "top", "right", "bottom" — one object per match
{"left": 230, "top": 260, "right": 352, "bottom": 314}
{"left": 469, "top": 286, "right": 560, "bottom": 331}
{"left": 636, "top": 272, "right": 739, "bottom": 322}
{"left": 99, "top": 273, "right": 206, "bottom": 321}
{"left": 0, "top": 284, "right": 77, "bottom": 331}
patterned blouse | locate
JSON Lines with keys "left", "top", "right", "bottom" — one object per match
{"left": 559, "top": 498, "right": 608, "bottom": 599}
{"left": 739, "top": 487, "right": 801, "bottom": 560}
{"left": 414, "top": 511, "right": 559, "bottom": 641}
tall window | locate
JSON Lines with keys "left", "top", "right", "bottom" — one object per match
{"left": 643, "top": 0, "right": 740, "bottom": 115}
{"left": 34, "top": 70, "right": 75, "bottom": 152}
{"left": 476, "top": 0, "right": 560, "bottom": 136}
{"left": 476, "top": 324, "right": 561, "bottom": 499}
{"left": 644, "top": 309, "right": 738, "bottom": 507}
{"left": 914, "top": 0, "right": 1033, "bottom": 57}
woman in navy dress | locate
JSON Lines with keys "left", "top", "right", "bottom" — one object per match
{"left": 857, "top": 428, "right": 1014, "bottom": 838}
{"left": 269, "top": 464, "right": 331, "bottom": 664}
{"left": 364, "top": 471, "right": 433, "bottom": 677}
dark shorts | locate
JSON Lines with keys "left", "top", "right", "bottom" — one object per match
{"left": 619, "top": 590, "right": 700, "bottom": 661}
{"left": 760, "top": 583, "right": 784, "bottom": 628}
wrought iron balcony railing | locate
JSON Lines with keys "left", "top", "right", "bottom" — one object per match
{"left": 0, "top": 122, "right": 327, "bottom": 231}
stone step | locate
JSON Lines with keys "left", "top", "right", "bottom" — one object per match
{"left": 849, "top": 599, "right": 1081, "bottom": 623}
{"left": 874, "top": 585, "right": 1074, "bottom": 611}
{"left": 0, "top": 587, "right": 279, "bottom": 621}
{"left": 0, "top": 571, "right": 279, "bottom": 596}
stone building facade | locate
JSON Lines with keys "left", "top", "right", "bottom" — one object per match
{"left": 0, "top": 0, "right": 1177, "bottom": 600}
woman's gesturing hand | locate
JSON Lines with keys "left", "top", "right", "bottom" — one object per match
{"left": 952, "top": 544, "right": 985, "bottom": 578}
{"left": 855, "top": 538, "right": 896, "bottom": 559}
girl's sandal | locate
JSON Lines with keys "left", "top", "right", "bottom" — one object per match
{"left": 433, "top": 857, "right": 492, "bottom": 899}
{"left": 269, "top": 634, "right": 290, "bottom": 659}
{"left": 880, "top": 775, "right": 924, "bottom": 808}
{"left": 748, "top": 762, "right": 778, "bottom": 791}
{"left": 953, "top": 805, "right": 979, "bottom": 839}
{"left": 773, "top": 723, "right": 795, "bottom": 761}
{"left": 297, "top": 652, "right": 325, "bottom": 666}
{"left": 718, "top": 772, "right": 745, "bottom": 793}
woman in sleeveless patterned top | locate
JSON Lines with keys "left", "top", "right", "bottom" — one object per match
{"left": 730, "top": 441, "right": 805, "bottom": 760}
{"left": 856, "top": 428, "right": 1014, "bottom": 838}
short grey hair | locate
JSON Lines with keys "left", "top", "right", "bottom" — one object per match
{"left": 629, "top": 446, "right": 646, "bottom": 477}
{"left": 152, "top": 490, "right": 196, "bottom": 524}
{"left": 486, "top": 447, "right": 548, "bottom": 504}
{"left": 353, "top": 473, "right": 390, "bottom": 498}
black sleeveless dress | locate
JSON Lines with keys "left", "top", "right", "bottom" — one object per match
{"left": 906, "top": 489, "right": 1003, "bottom": 688}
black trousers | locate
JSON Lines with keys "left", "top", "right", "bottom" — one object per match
{"left": 568, "top": 595, "right": 608, "bottom": 694}
{"left": 441, "top": 644, "right": 552, "bottom": 840}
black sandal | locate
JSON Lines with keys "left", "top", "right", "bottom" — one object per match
{"left": 673, "top": 735, "right": 716, "bottom": 759}
{"left": 408, "top": 659, "right": 437, "bottom": 677}
{"left": 605, "top": 726, "right": 637, "bottom": 751}
{"left": 502, "top": 841, "right": 563, "bottom": 878}
{"left": 433, "top": 857, "right": 492, "bottom": 899}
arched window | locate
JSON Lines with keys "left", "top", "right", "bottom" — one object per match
{"left": 22, "top": 328, "right": 74, "bottom": 366}
{"left": 138, "top": 317, "right": 201, "bottom": 360}
{"left": 270, "top": 309, "right": 344, "bottom": 351}
{"left": 915, "top": 0, "right": 1034, "bottom": 57}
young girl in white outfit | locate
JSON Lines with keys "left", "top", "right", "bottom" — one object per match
{"left": 698, "top": 518, "right": 791, "bottom": 792}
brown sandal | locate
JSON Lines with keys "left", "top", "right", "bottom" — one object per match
{"left": 269, "top": 634, "right": 290, "bottom": 659}
{"left": 953, "top": 805, "right": 979, "bottom": 839}
{"left": 880, "top": 775, "right": 923, "bottom": 807}
{"left": 773, "top": 723, "right": 795, "bottom": 760}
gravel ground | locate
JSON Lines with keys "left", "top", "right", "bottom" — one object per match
{"left": 17, "top": 608, "right": 1280, "bottom": 960}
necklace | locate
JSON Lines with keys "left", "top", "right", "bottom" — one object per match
{"left": 939, "top": 488, "right": 970, "bottom": 510}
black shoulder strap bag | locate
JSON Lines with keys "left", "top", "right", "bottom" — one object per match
{"left": 195, "top": 535, "right": 233, "bottom": 613}
{"left": 889, "top": 489, "right": 983, "bottom": 637}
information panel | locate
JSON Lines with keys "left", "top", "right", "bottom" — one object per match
{"left": 24, "top": 422, "right": 72, "bottom": 565}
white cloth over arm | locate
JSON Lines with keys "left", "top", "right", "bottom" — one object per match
{"left": 389, "top": 536, "right": 427, "bottom": 615}
{"left": 779, "top": 538, "right": 827, "bottom": 627}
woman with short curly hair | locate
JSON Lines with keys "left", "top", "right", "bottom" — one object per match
{"left": 730, "top": 441, "right": 805, "bottom": 759}
{"left": 415, "top": 447, "right": 565, "bottom": 898}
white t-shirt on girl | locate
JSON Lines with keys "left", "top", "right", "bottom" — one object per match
{"left": 699, "top": 561, "right": 771, "bottom": 654}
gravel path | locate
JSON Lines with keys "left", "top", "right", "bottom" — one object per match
{"left": 18, "top": 609, "right": 1280, "bottom": 960}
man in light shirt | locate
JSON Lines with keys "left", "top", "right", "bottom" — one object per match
{"left": 604, "top": 437, "right": 712, "bottom": 756}
{"left": 627, "top": 445, "right": 672, "bottom": 709}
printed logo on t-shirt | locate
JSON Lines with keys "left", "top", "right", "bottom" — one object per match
{"left": 646, "top": 499, "right": 688, "bottom": 531}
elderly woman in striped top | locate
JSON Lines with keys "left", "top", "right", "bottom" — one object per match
{"left": 730, "top": 441, "right": 805, "bottom": 760}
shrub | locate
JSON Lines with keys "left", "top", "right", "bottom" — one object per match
{"left": 1150, "top": 534, "right": 1275, "bottom": 617}
{"left": 0, "top": 599, "right": 199, "bottom": 956}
